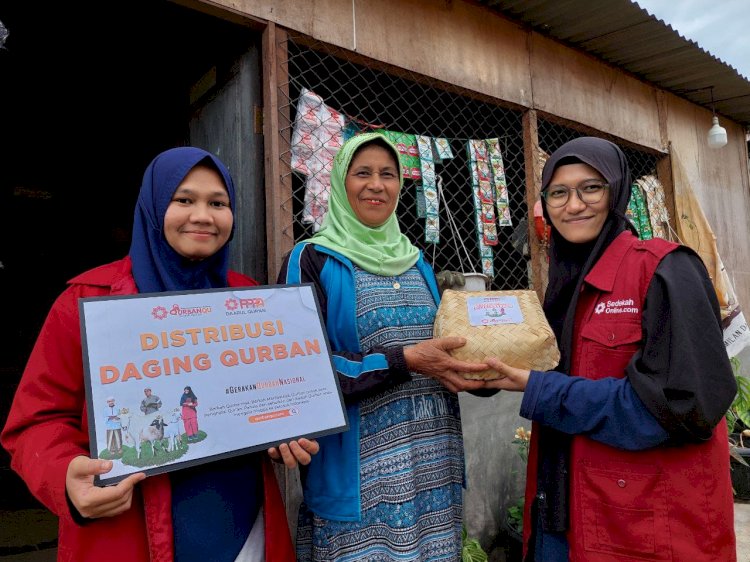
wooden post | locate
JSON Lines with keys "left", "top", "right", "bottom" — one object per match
{"left": 522, "top": 108, "right": 547, "bottom": 301}
{"left": 263, "top": 23, "right": 294, "bottom": 282}
{"left": 657, "top": 148, "right": 677, "bottom": 238}
{"left": 262, "top": 22, "right": 302, "bottom": 530}
{"left": 654, "top": 89, "right": 677, "bottom": 238}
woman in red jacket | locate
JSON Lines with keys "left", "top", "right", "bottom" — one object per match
{"left": 484, "top": 137, "right": 736, "bottom": 561}
{"left": 1, "top": 146, "right": 317, "bottom": 562}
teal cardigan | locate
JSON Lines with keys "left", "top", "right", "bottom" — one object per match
{"left": 280, "top": 242, "right": 440, "bottom": 521}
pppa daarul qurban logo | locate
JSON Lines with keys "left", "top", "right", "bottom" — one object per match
{"left": 224, "top": 297, "right": 266, "bottom": 316}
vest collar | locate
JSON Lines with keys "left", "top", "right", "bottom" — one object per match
{"left": 584, "top": 231, "right": 637, "bottom": 292}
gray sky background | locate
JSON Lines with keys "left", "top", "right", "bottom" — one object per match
{"left": 635, "top": 0, "right": 750, "bottom": 79}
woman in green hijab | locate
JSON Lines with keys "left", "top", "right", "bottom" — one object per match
{"left": 278, "top": 132, "right": 487, "bottom": 561}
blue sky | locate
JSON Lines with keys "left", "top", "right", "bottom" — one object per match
{"left": 635, "top": 0, "right": 750, "bottom": 79}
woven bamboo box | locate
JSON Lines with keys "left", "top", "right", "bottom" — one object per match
{"left": 434, "top": 289, "right": 560, "bottom": 380}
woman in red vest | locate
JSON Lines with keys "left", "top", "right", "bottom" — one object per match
{"left": 484, "top": 137, "right": 737, "bottom": 561}
{"left": 2, "top": 147, "right": 317, "bottom": 562}
{"left": 180, "top": 386, "right": 199, "bottom": 441}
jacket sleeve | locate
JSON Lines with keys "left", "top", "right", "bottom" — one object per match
{"left": 627, "top": 249, "right": 736, "bottom": 442}
{"left": 522, "top": 249, "right": 736, "bottom": 447}
{"left": 1, "top": 285, "right": 93, "bottom": 520}
{"left": 277, "top": 245, "right": 412, "bottom": 402}
{"left": 521, "top": 370, "right": 669, "bottom": 450}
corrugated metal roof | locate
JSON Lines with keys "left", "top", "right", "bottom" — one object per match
{"left": 480, "top": 0, "right": 750, "bottom": 127}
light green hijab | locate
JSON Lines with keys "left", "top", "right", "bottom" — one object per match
{"left": 307, "top": 132, "right": 420, "bottom": 276}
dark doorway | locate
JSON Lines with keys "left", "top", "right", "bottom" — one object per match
{"left": 0, "top": 0, "right": 259, "bottom": 517}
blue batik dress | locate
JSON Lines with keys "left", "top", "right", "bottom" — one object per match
{"left": 296, "top": 265, "right": 465, "bottom": 561}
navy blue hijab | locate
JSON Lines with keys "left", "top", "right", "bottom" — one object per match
{"left": 131, "top": 148, "right": 263, "bottom": 560}
{"left": 129, "top": 146, "right": 235, "bottom": 294}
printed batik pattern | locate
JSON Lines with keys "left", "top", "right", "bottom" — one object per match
{"left": 296, "top": 266, "right": 464, "bottom": 561}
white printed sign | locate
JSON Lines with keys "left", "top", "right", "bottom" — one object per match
{"left": 724, "top": 308, "right": 750, "bottom": 358}
{"left": 467, "top": 295, "right": 524, "bottom": 326}
{"left": 80, "top": 284, "right": 347, "bottom": 486}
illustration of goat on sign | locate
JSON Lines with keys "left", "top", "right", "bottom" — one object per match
{"left": 100, "top": 385, "right": 205, "bottom": 466}
{"left": 163, "top": 407, "right": 183, "bottom": 452}
{"left": 120, "top": 409, "right": 169, "bottom": 460}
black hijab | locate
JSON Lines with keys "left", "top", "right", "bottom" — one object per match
{"left": 536, "top": 137, "right": 637, "bottom": 533}
{"left": 180, "top": 385, "right": 198, "bottom": 406}
{"left": 542, "top": 136, "right": 636, "bottom": 356}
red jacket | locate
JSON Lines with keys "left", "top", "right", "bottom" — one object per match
{"left": 1, "top": 257, "right": 295, "bottom": 562}
{"left": 524, "top": 233, "right": 735, "bottom": 561}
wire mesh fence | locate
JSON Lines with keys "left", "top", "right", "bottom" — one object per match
{"left": 278, "top": 35, "right": 529, "bottom": 290}
{"left": 275, "top": 34, "right": 667, "bottom": 290}
{"left": 537, "top": 118, "right": 661, "bottom": 188}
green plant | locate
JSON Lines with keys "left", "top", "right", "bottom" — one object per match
{"left": 728, "top": 356, "right": 750, "bottom": 466}
{"left": 506, "top": 496, "right": 524, "bottom": 534}
{"left": 506, "top": 427, "right": 531, "bottom": 534}
{"left": 728, "top": 357, "right": 750, "bottom": 432}
{"left": 461, "top": 524, "right": 488, "bottom": 562}
{"left": 512, "top": 426, "right": 531, "bottom": 463}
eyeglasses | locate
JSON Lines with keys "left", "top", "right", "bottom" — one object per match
{"left": 541, "top": 182, "right": 609, "bottom": 208}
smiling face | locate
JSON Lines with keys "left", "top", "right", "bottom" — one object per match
{"left": 545, "top": 162, "right": 611, "bottom": 244}
{"left": 163, "top": 164, "right": 233, "bottom": 261}
{"left": 345, "top": 143, "right": 401, "bottom": 227}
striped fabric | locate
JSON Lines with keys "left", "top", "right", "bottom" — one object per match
{"left": 296, "top": 266, "right": 464, "bottom": 561}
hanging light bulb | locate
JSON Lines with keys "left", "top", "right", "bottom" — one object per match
{"left": 707, "top": 87, "right": 728, "bottom": 149}
{"left": 707, "top": 115, "right": 728, "bottom": 149}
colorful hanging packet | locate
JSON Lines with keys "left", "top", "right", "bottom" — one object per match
{"left": 625, "top": 192, "right": 639, "bottom": 236}
{"left": 469, "top": 140, "right": 498, "bottom": 246}
{"left": 486, "top": 138, "right": 512, "bottom": 227}
{"left": 290, "top": 87, "right": 345, "bottom": 231}
{"left": 467, "top": 140, "right": 495, "bottom": 277}
{"left": 343, "top": 120, "right": 362, "bottom": 142}
{"left": 427, "top": 137, "right": 455, "bottom": 235}
{"left": 627, "top": 182, "right": 653, "bottom": 240}
{"left": 415, "top": 136, "right": 431, "bottom": 220}
{"left": 379, "top": 131, "right": 421, "bottom": 181}
{"left": 636, "top": 174, "right": 669, "bottom": 239}
{"left": 417, "top": 135, "right": 439, "bottom": 243}
{"left": 433, "top": 137, "right": 454, "bottom": 161}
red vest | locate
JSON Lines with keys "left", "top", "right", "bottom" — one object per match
{"left": 524, "top": 232, "right": 736, "bottom": 561}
